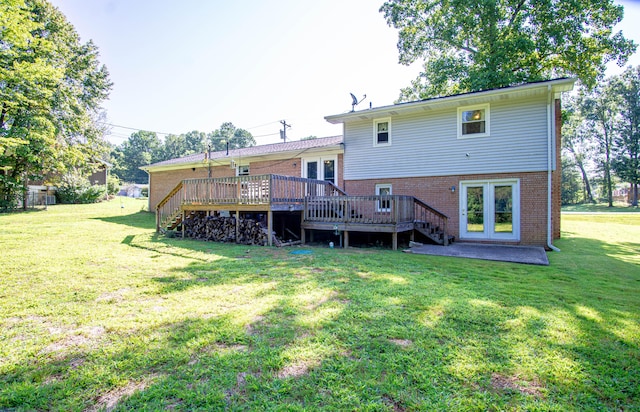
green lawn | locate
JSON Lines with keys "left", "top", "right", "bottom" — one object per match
{"left": 1, "top": 199, "right": 638, "bottom": 411}
{"left": 562, "top": 202, "right": 640, "bottom": 213}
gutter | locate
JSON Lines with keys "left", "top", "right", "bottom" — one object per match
{"left": 547, "top": 85, "right": 560, "bottom": 252}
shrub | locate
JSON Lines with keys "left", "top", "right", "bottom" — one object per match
{"left": 56, "top": 173, "right": 104, "bottom": 204}
{"left": 107, "top": 175, "right": 120, "bottom": 196}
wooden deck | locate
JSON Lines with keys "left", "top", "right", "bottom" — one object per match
{"left": 156, "top": 174, "right": 449, "bottom": 249}
{"left": 302, "top": 195, "right": 449, "bottom": 249}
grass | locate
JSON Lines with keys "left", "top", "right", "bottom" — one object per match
{"left": 1, "top": 198, "right": 639, "bottom": 411}
{"left": 562, "top": 202, "right": 640, "bottom": 213}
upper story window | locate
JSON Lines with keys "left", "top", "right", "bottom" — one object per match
{"left": 458, "top": 104, "right": 490, "bottom": 138}
{"left": 373, "top": 118, "right": 391, "bottom": 146}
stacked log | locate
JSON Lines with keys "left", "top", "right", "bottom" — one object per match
{"left": 182, "top": 212, "right": 286, "bottom": 246}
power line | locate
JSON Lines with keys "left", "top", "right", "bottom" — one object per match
{"left": 99, "top": 122, "right": 177, "bottom": 136}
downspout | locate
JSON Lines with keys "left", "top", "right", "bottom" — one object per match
{"left": 547, "top": 85, "right": 560, "bottom": 252}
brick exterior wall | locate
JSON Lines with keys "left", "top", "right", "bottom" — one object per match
{"left": 344, "top": 170, "right": 553, "bottom": 247}
{"left": 149, "top": 154, "right": 344, "bottom": 211}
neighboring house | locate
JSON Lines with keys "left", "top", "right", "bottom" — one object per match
{"left": 325, "top": 78, "right": 576, "bottom": 248}
{"left": 88, "top": 160, "right": 112, "bottom": 186}
{"left": 144, "top": 78, "right": 575, "bottom": 249}
{"left": 119, "top": 184, "right": 146, "bottom": 198}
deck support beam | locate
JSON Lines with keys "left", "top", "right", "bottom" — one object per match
{"left": 181, "top": 210, "right": 185, "bottom": 238}
{"left": 344, "top": 231, "right": 349, "bottom": 248}
{"left": 267, "top": 210, "right": 273, "bottom": 246}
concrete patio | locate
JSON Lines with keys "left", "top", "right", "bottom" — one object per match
{"left": 404, "top": 242, "right": 550, "bottom": 265}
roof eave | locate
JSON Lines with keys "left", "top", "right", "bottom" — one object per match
{"left": 324, "top": 78, "right": 577, "bottom": 124}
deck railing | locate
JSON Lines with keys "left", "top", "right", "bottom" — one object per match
{"left": 156, "top": 174, "right": 345, "bottom": 232}
{"left": 304, "top": 195, "right": 416, "bottom": 225}
{"left": 156, "top": 181, "right": 184, "bottom": 232}
{"left": 413, "top": 197, "right": 449, "bottom": 245}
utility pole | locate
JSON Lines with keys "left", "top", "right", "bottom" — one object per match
{"left": 280, "top": 120, "right": 291, "bottom": 142}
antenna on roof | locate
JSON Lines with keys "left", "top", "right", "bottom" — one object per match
{"left": 350, "top": 93, "right": 366, "bottom": 112}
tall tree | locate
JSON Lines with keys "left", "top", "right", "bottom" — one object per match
{"left": 208, "top": 122, "right": 255, "bottom": 151}
{"left": 579, "top": 82, "right": 618, "bottom": 207}
{"left": 183, "top": 130, "right": 207, "bottom": 154}
{"left": 158, "top": 134, "right": 188, "bottom": 161}
{"left": 0, "top": 0, "right": 111, "bottom": 210}
{"left": 611, "top": 66, "right": 640, "bottom": 206}
{"left": 381, "top": 0, "right": 636, "bottom": 100}
{"left": 111, "top": 131, "right": 161, "bottom": 184}
{"left": 562, "top": 96, "right": 595, "bottom": 203}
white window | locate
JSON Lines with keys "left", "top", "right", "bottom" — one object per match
{"left": 237, "top": 165, "right": 249, "bottom": 176}
{"left": 373, "top": 118, "right": 391, "bottom": 146}
{"left": 457, "top": 104, "right": 490, "bottom": 138}
{"left": 375, "top": 183, "right": 392, "bottom": 212}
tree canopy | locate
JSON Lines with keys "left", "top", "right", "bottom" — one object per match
{"left": 109, "top": 123, "right": 256, "bottom": 184}
{"left": 381, "top": 0, "right": 637, "bottom": 100}
{"left": 0, "top": 0, "right": 111, "bottom": 209}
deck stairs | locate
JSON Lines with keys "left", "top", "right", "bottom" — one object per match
{"left": 414, "top": 220, "right": 454, "bottom": 246}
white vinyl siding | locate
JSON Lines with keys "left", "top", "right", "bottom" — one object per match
{"left": 343, "top": 95, "right": 549, "bottom": 180}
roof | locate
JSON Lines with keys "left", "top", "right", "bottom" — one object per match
{"left": 325, "top": 78, "right": 576, "bottom": 124}
{"left": 143, "top": 135, "right": 343, "bottom": 171}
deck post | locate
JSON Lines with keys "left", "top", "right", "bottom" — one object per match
{"left": 300, "top": 210, "right": 306, "bottom": 245}
{"left": 235, "top": 208, "right": 239, "bottom": 243}
{"left": 344, "top": 231, "right": 349, "bottom": 248}
{"left": 392, "top": 232, "right": 397, "bottom": 251}
{"left": 267, "top": 210, "right": 273, "bottom": 246}
{"left": 181, "top": 210, "right": 185, "bottom": 238}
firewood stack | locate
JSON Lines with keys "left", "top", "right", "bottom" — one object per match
{"left": 182, "top": 212, "right": 285, "bottom": 246}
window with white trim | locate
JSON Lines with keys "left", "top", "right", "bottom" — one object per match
{"left": 375, "top": 183, "right": 392, "bottom": 212}
{"left": 457, "top": 104, "right": 490, "bottom": 138}
{"left": 237, "top": 165, "right": 249, "bottom": 176}
{"left": 373, "top": 118, "right": 391, "bottom": 146}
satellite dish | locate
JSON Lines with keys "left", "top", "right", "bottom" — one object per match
{"left": 350, "top": 93, "right": 367, "bottom": 112}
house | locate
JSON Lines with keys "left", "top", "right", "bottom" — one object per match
{"left": 325, "top": 78, "right": 576, "bottom": 248}
{"left": 119, "top": 184, "right": 146, "bottom": 198}
{"left": 144, "top": 78, "right": 575, "bottom": 249}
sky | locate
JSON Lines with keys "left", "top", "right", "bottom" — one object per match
{"left": 50, "top": 0, "right": 640, "bottom": 147}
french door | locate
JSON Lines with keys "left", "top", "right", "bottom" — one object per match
{"left": 460, "top": 180, "right": 520, "bottom": 241}
{"left": 303, "top": 157, "right": 337, "bottom": 195}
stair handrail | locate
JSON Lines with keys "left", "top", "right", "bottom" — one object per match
{"left": 412, "top": 197, "right": 450, "bottom": 245}
{"left": 156, "top": 181, "right": 184, "bottom": 232}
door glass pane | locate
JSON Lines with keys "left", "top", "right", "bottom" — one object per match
{"left": 323, "top": 160, "right": 335, "bottom": 183}
{"left": 466, "top": 186, "right": 484, "bottom": 232}
{"left": 307, "top": 161, "right": 317, "bottom": 180}
{"left": 494, "top": 185, "right": 513, "bottom": 233}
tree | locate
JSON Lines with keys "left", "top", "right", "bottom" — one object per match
{"left": 579, "top": 82, "right": 618, "bottom": 206}
{"left": 0, "top": 0, "right": 111, "bottom": 210}
{"left": 208, "top": 122, "right": 255, "bottom": 151}
{"left": 561, "top": 155, "right": 582, "bottom": 205}
{"left": 111, "top": 131, "right": 161, "bottom": 184}
{"left": 380, "top": 0, "right": 636, "bottom": 100}
{"left": 562, "top": 96, "right": 595, "bottom": 203}
{"left": 158, "top": 134, "right": 188, "bottom": 161}
{"left": 183, "top": 130, "right": 207, "bottom": 154}
{"left": 611, "top": 66, "right": 640, "bottom": 206}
